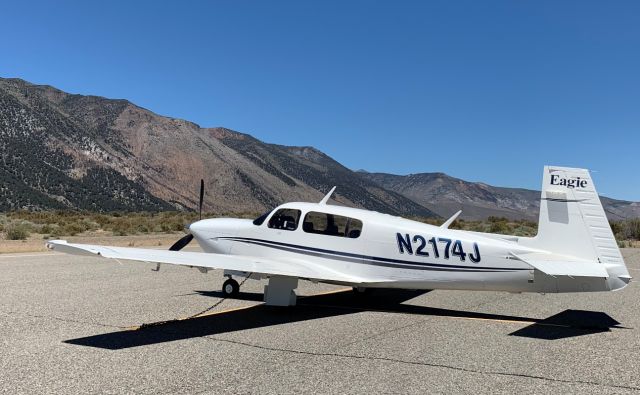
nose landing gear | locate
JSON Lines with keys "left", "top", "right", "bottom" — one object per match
{"left": 222, "top": 278, "right": 240, "bottom": 297}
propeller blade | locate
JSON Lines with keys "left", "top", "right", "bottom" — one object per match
{"left": 199, "top": 179, "right": 204, "bottom": 220}
{"left": 169, "top": 234, "right": 194, "bottom": 251}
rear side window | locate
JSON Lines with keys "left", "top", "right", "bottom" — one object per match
{"left": 302, "top": 211, "right": 363, "bottom": 238}
{"left": 268, "top": 209, "right": 302, "bottom": 231}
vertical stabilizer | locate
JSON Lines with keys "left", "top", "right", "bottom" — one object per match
{"left": 524, "top": 166, "right": 630, "bottom": 289}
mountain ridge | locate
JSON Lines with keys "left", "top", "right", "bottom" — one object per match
{"left": 0, "top": 77, "right": 437, "bottom": 218}
{"left": 1, "top": 76, "right": 637, "bottom": 221}
{"left": 358, "top": 171, "right": 640, "bottom": 221}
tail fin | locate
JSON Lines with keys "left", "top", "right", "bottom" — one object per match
{"left": 526, "top": 166, "right": 630, "bottom": 288}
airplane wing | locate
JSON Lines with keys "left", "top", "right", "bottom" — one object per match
{"left": 46, "top": 240, "right": 374, "bottom": 284}
{"left": 510, "top": 252, "right": 609, "bottom": 278}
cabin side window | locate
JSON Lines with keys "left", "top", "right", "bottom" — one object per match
{"left": 267, "top": 208, "right": 302, "bottom": 231}
{"left": 302, "top": 211, "right": 363, "bottom": 238}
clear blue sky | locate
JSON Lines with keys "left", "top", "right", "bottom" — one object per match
{"left": 1, "top": 1, "right": 639, "bottom": 200}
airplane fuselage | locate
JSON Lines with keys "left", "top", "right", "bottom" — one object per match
{"left": 189, "top": 202, "right": 616, "bottom": 294}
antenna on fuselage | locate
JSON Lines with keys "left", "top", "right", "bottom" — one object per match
{"left": 440, "top": 210, "right": 462, "bottom": 229}
{"left": 319, "top": 186, "right": 337, "bottom": 205}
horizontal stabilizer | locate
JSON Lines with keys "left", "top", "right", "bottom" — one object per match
{"left": 511, "top": 252, "right": 609, "bottom": 278}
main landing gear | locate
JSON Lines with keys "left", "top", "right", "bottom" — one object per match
{"left": 222, "top": 278, "right": 240, "bottom": 297}
{"left": 220, "top": 274, "right": 298, "bottom": 306}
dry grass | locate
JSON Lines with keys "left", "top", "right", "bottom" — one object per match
{"left": 0, "top": 233, "right": 185, "bottom": 254}
{"left": 0, "top": 211, "right": 636, "bottom": 254}
{"left": 0, "top": 211, "right": 253, "bottom": 254}
{"left": 0, "top": 211, "right": 257, "bottom": 239}
{"left": 414, "top": 216, "right": 539, "bottom": 237}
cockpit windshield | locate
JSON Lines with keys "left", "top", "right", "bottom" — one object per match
{"left": 252, "top": 209, "right": 273, "bottom": 226}
{"left": 268, "top": 209, "right": 301, "bottom": 231}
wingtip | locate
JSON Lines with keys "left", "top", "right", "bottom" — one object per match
{"left": 45, "top": 239, "right": 68, "bottom": 250}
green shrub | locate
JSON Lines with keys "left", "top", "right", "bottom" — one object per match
{"left": 112, "top": 219, "right": 133, "bottom": 236}
{"left": 40, "top": 224, "right": 56, "bottom": 234}
{"left": 625, "top": 219, "right": 640, "bottom": 240}
{"left": 610, "top": 221, "right": 622, "bottom": 238}
{"left": 136, "top": 224, "right": 150, "bottom": 233}
{"left": 611, "top": 219, "right": 640, "bottom": 241}
{"left": 6, "top": 225, "right": 29, "bottom": 240}
{"left": 489, "top": 221, "right": 509, "bottom": 234}
{"left": 61, "top": 222, "right": 86, "bottom": 236}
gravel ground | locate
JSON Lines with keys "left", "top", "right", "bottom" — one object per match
{"left": 1, "top": 247, "right": 639, "bottom": 394}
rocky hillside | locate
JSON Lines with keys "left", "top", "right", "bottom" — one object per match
{"left": 359, "top": 171, "right": 640, "bottom": 221}
{"left": 1, "top": 77, "right": 637, "bottom": 221}
{"left": 0, "top": 78, "right": 437, "bottom": 217}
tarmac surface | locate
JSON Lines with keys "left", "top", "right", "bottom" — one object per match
{"left": 1, "top": 247, "right": 639, "bottom": 394}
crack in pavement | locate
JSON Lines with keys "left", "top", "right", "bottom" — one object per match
{"left": 203, "top": 336, "right": 640, "bottom": 392}
{"left": 332, "top": 293, "right": 519, "bottom": 351}
{"left": 334, "top": 314, "right": 432, "bottom": 350}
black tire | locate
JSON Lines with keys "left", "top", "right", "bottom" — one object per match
{"left": 222, "top": 278, "right": 240, "bottom": 297}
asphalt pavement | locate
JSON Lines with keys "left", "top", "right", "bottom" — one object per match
{"left": 1, "top": 247, "right": 639, "bottom": 394}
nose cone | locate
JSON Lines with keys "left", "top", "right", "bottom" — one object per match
{"left": 186, "top": 218, "right": 252, "bottom": 254}
{"left": 187, "top": 219, "right": 206, "bottom": 235}
{"left": 188, "top": 218, "right": 247, "bottom": 236}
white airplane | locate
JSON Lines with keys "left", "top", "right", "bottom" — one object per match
{"left": 47, "top": 166, "right": 631, "bottom": 306}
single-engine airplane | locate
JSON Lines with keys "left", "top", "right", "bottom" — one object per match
{"left": 47, "top": 166, "right": 631, "bottom": 306}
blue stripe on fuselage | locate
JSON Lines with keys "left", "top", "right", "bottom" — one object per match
{"left": 214, "top": 236, "right": 527, "bottom": 273}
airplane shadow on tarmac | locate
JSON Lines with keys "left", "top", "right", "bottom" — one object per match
{"left": 65, "top": 289, "right": 627, "bottom": 349}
